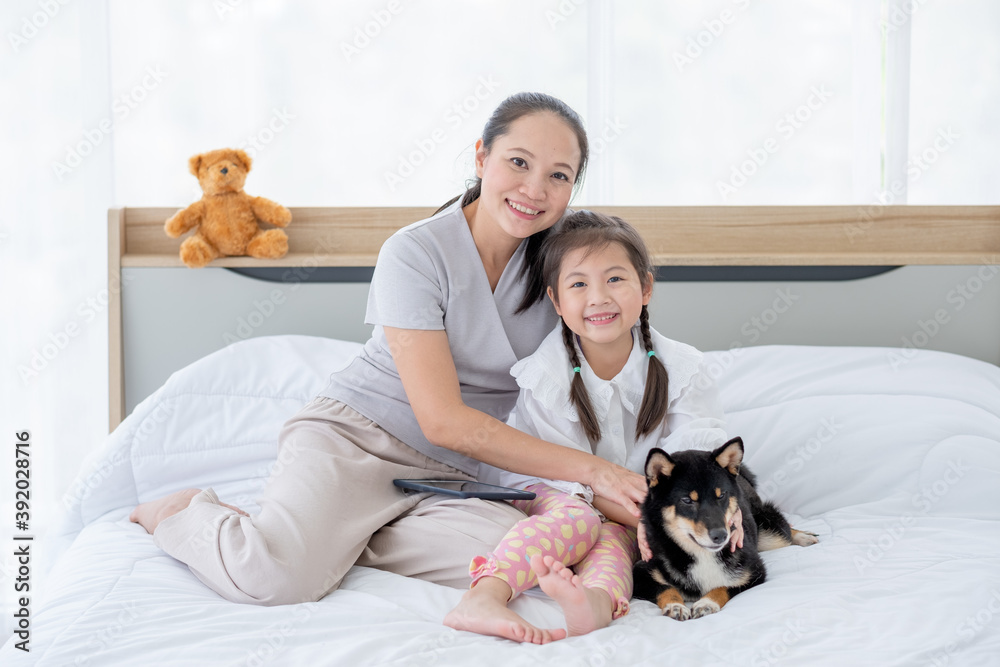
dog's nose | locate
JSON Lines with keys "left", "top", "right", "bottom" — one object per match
{"left": 708, "top": 528, "right": 729, "bottom": 545}
{"left": 221, "top": 167, "right": 228, "bottom": 175}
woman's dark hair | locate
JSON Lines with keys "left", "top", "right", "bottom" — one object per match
{"left": 433, "top": 92, "right": 589, "bottom": 313}
{"left": 542, "top": 210, "right": 669, "bottom": 446}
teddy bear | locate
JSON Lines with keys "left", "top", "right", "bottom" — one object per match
{"left": 165, "top": 148, "right": 292, "bottom": 268}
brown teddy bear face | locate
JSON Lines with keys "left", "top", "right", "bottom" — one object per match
{"left": 189, "top": 148, "right": 252, "bottom": 197}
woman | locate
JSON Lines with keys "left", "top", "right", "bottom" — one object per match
{"left": 130, "top": 92, "right": 647, "bottom": 644}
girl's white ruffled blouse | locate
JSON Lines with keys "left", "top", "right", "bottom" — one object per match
{"left": 479, "top": 324, "right": 731, "bottom": 503}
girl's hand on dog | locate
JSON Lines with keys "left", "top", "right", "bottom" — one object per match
{"left": 637, "top": 521, "right": 652, "bottom": 561}
{"left": 729, "top": 507, "right": 744, "bottom": 551}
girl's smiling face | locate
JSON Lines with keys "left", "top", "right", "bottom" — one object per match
{"left": 473, "top": 111, "right": 581, "bottom": 243}
{"left": 547, "top": 241, "right": 653, "bottom": 364}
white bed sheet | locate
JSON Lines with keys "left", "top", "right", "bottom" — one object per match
{"left": 4, "top": 335, "right": 1000, "bottom": 666}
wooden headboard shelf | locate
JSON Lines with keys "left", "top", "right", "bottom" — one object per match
{"left": 111, "top": 205, "right": 1000, "bottom": 268}
{"left": 107, "top": 204, "right": 1000, "bottom": 429}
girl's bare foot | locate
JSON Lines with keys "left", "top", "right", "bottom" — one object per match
{"left": 443, "top": 576, "right": 566, "bottom": 644}
{"left": 531, "top": 554, "right": 612, "bottom": 636}
{"left": 129, "top": 488, "right": 248, "bottom": 534}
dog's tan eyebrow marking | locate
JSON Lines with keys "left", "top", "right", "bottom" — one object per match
{"left": 726, "top": 496, "right": 739, "bottom": 521}
{"left": 689, "top": 491, "right": 698, "bottom": 502}
{"left": 715, "top": 488, "right": 722, "bottom": 498}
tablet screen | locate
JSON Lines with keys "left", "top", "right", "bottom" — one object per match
{"left": 392, "top": 479, "right": 536, "bottom": 500}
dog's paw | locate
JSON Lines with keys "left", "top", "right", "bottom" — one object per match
{"left": 661, "top": 602, "right": 691, "bottom": 621}
{"left": 791, "top": 528, "right": 820, "bottom": 546}
{"left": 690, "top": 597, "right": 721, "bottom": 619}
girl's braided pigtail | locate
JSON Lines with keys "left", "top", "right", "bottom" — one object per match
{"left": 562, "top": 320, "right": 602, "bottom": 445}
{"left": 636, "top": 305, "right": 670, "bottom": 439}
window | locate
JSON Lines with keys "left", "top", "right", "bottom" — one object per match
{"left": 106, "top": 0, "right": 1000, "bottom": 207}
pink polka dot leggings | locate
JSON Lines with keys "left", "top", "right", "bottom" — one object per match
{"left": 469, "top": 483, "right": 639, "bottom": 619}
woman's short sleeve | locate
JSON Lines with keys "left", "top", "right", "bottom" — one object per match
{"left": 365, "top": 231, "right": 446, "bottom": 331}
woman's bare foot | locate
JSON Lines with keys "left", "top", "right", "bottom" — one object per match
{"left": 531, "top": 555, "right": 612, "bottom": 637}
{"left": 443, "top": 576, "right": 566, "bottom": 644}
{"left": 129, "top": 488, "right": 248, "bottom": 534}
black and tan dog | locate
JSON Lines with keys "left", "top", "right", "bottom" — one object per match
{"left": 633, "top": 437, "right": 817, "bottom": 620}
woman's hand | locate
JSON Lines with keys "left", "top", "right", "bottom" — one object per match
{"left": 729, "top": 506, "right": 745, "bottom": 551}
{"left": 588, "top": 461, "right": 647, "bottom": 519}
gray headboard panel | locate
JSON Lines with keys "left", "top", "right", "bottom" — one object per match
{"left": 108, "top": 205, "right": 1000, "bottom": 429}
{"left": 120, "top": 265, "right": 1000, "bottom": 418}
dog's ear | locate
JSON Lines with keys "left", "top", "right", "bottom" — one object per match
{"left": 713, "top": 437, "right": 744, "bottom": 476}
{"left": 645, "top": 448, "right": 674, "bottom": 487}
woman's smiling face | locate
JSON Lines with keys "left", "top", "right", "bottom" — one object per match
{"left": 473, "top": 111, "right": 582, "bottom": 242}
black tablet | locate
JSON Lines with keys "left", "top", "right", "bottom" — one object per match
{"left": 393, "top": 479, "right": 536, "bottom": 501}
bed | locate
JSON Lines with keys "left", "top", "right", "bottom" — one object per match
{"left": 4, "top": 205, "right": 1000, "bottom": 665}
{"left": 5, "top": 335, "right": 1000, "bottom": 665}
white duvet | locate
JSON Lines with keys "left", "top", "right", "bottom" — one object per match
{"left": 4, "top": 336, "right": 1000, "bottom": 666}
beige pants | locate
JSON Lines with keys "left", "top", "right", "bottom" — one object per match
{"left": 153, "top": 396, "right": 525, "bottom": 606}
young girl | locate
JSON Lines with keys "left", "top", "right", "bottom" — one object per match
{"left": 450, "top": 210, "right": 740, "bottom": 638}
